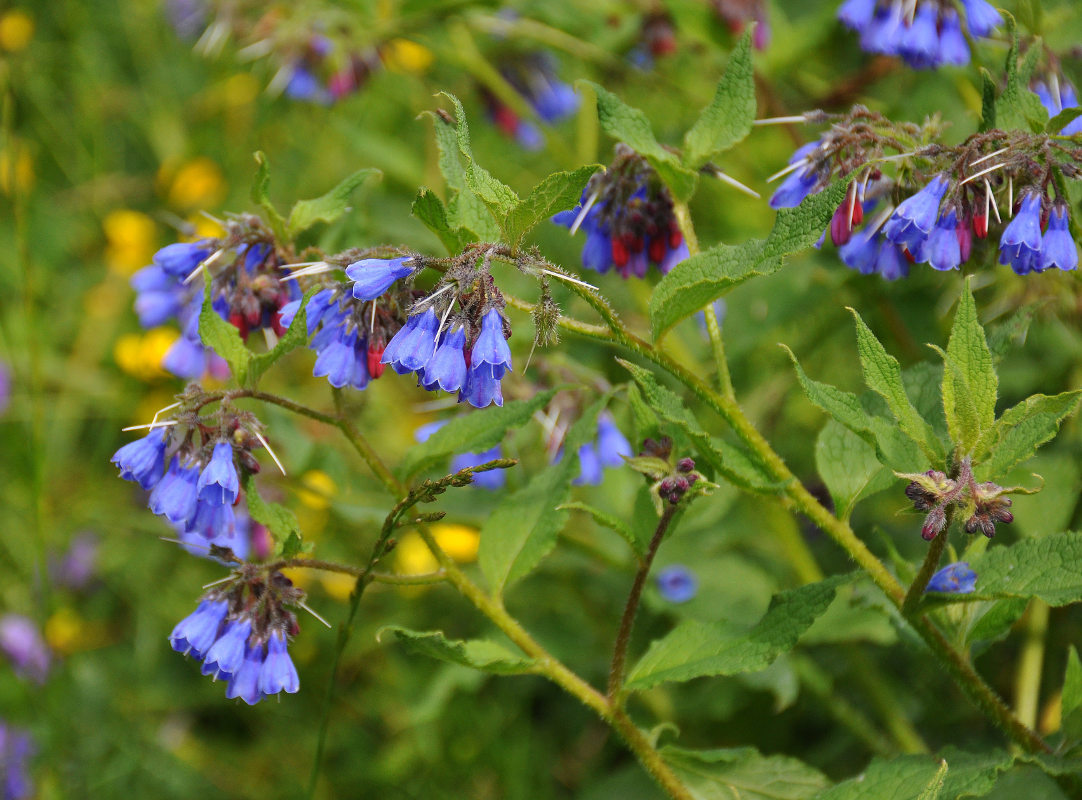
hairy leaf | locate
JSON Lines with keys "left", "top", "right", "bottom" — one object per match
{"left": 199, "top": 279, "right": 249, "bottom": 386}
{"left": 974, "top": 391, "right": 1082, "bottom": 478}
{"left": 661, "top": 746, "right": 830, "bottom": 800}
{"left": 286, "top": 168, "right": 380, "bottom": 238}
{"left": 969, "top": 531, "right": 1082, "bottom": 606}
{"left": 941, "top": 281, "right": 996, "bottom": 454}
{"left": 412, "top": 188, "right": 476, "bottom": 255}
{"left": 682, "top": 30, "right": 756, "bottom": 169}
{"left": 815, "top": 420, "right": 892, "bottom": 520}
{"left": 381, "top": 627, "right": 536, "bottom": 674}
{"left": 502, "top": 165, "right": 600, "bottom": 251}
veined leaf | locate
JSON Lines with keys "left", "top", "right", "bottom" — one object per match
{"left": 286, "top": 168, "right": 380, "bottom": 239}
{"left": 502, "top": 165, "right": 600, "bottom": 251}
{"left": 661, "top": 746, "right": 830, "bottom": 800}
{"left": 198, "top": 279, "right": 249, "bottom": 386}
{"left": 682, "top": 30, "right": 756, "bottom": 169}
{"left": 381, "top": 627, "right": 536, "bottom": 675}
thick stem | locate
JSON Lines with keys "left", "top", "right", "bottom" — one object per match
{"left": 609, "top": 505, "right": 678, "bottom": 699}
{"left": 902, "top": 525, "right": 949, "bottom": 615}
{"left": 1014, "top": 600, "right": 1050, "bottom": 731}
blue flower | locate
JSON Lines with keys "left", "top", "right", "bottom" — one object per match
{"left": 346, "top": 257, "right": 413, "bottom": 301}
{"left": 937, "top": 9, "right": 969, "bottom": 66}
{"left": 179, "top": 503, "right": 249, "bottom": 557}
{"left": 460, "top": 361, "right": 504, "bottom": 408}
{"left": 153, "top": 241, "right": 212, "bottom": 279}
{"left": 839, "top": 226, "right": 882, "bottom": 275}
{"left": 202, "top": 616, "right": 252, "bottom": 680}
{"left": 0, "top": 722, "right": 34, "bottom": 800}
{"left": 838, "top": 0, "right": 876, "bottom": 28}
{"left": 197, "top": 442, "right": 239, "bottom": 507}
{"left": 450, "top": 447, "right": 506, "bottom": 490}
{"left": 897, "top": 3, "right": 940, "bottom": 69}
{"left": 769, "top": 162, "right": 819, "bottom": 209}
{"left": 572, "top": 443, "right": 603, "bottom": 486}
{"left": 184, "top": 496, "right": 236, "bottom": 543}
{"left": 472, "top": 309, "right": 512, "bottom": 378}
{"left": 925, "top": 562, "right": 977, "bottom": 594}
{"left": 1040, "top": 204, "right": 1078, "bottom": 272}
{"left": 874, "top": 240, "right": 910, "bottom": 280}
{"left": 883, "top": 174, "right": 950, "bottom": 251}
{"left": 149, "top": 457, "right": 201, "bottom": 526}
{"left": 305, "top": 295, "right": 371, "bottom": 390}
{"left": 284, "top": 64, "right": 332, "bottom": 105}
{"left": 922, "top": 209, "right": 963, "bottom": 271}
{"left": 313, "top": 330, "right": 360, "bottom": 388}
{"left": 259, "top": 630, "right": 300, "bottom": 697}
{"left": 421, "top": 326, "right": 468, "bottom": 393}
{"left": 596, "top": 414, "right": 632, "bottom": 468}
{"left": 959, "top": 0, "right": 1002, "bottom": 37}
{"left": 112, "top": 430, "right": 168, "bottom": 490}
{"left": 998, "top": 192, "right": 1044, "bottom": 274}
{"left": 383, "top": 308, "right": 439, "bottom": 376}
{"left": 225, "top": 640, "right": 266, "bottom": 705}
{"left": 170, "top": 598, "right": 229, "bottom": 659}
{"left": 530, "top": 78, "right": 579, "bottom": 123}
{"left": 657, "top": 565, "right": 698, "bottom": 603}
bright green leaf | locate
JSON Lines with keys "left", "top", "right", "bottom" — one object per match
{"left": 411, "top": 188, "right": 476, "bottom": 255}
{"left": 502, "top": 165, "right": 600, "bottom": 251}
{"left": 243, "top": 472, "right": 301, "bottom": 554}
{"left": 940, "top": 281, "right": 996, "bottom": 454}
{"left": 815, "top": 420, "right": 893, "bottom": 520}
{"left": 625, "top": 575, "right": 847, "bottom": 690}
{"left": 682, "top": 30, "right": 756, "bottom": 169}
{"left": 1062, "top": 646, "right": 1082, "bottom": 719}
{"left": 381, "top": 627, "right": 536, "bottom": 675}
{"left": 422, "top": 106, "right": 501, "bottom": 241}
{"left": 286, "top": 168, "right": 380, "bottom": 239}
{"left": 247, "top": 286, "right": 318, "bottom": 387}
{"left": 996, "top": 19, "right": 1049, "bottom": 133}
{"left": 439, "top": 93, "right": 519, "bottom": 219}
{"left": 974, "top": 391, "right": 1082, "bottom": 477}
{"left": 660, "top": 746, "right": 830, "bottom": 800}
{"left": 813, "top": 750, "right": 1012, "bottom": 800}
{"left": 915, "top": 760, "right": 948, "bottom": 800}
{"left": 1047, "top": 107, "right": 1082, "bottom": 134}
{"left": 199, "top": 279, "right": 250, "bottom": 386}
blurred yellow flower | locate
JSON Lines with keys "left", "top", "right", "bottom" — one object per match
{"left": 162, "top": 157, "right": 226, "bottom": 210}
{"left": 296, "top": 470, "right": 337, "bottom": 510}
{"left": 281, "top": 557, "right": 314, "bottom": 591}
{"left": 320, "top": 571, "right": 356, "bottom": 601}
{"left": 382, "top": 38, "right": 433, "bottom": 74}
{"left": 0, "top": 10, "right": 33, "bottom": 52}
{"left": 114, "top": 328, "right": 178, "bottom": 381}
{"left": 0, "top": 143, "right": 33, "bottom": 195}
{"left": 104, "top": 209, "right": 157, "bottom": 276}
{"left": 187, "top": 213, "right": 225, "bottom": 240}
{"left": 221, "top": 72, "right": 260, "bottom": 107}
{"left": 45, "top": 608, "right": 107, "bottom": 655}
{"left": 395, "top": 523, "right": 479, "bottom": 576}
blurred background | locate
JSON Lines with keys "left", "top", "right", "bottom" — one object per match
{"left": 2, "top": 0, "right": 1082, "bottom": 797}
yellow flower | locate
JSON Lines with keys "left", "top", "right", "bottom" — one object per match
{"left": 162, "top": 157, "right": 226, "bottom": 210}
{"left": 187, "top": 213, "right": 225, "bottom": 240}
{"left": 296, "top": 470, "right": 337, "bottom": 510}
{"left": 45, "top": 608, "right": 108, "bottom": 655}
{"left": 104, "top": 209, "right": 157, "bottom": 276}
{"left": 0, "top": 10, "right": 33, "bottom": 52}
{"left": 114, "top": 327, "right": 179, "bottom": 381}
{"left": 381, "top": 38, "right": 433, "bottom": 74}
{"left": 320, "top": 572, "right": 356, "bottom": 601}
{"left": 395, "top": 523, "right": 479, "bottom": 576}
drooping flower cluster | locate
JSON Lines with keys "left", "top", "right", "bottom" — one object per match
{"left": 554, "top": 145, "right": 690, "bottom": 278}
{"left": 485, "top": 52, "right": 578, "bottom": 150}
{"left": 837, "top": 0, "right": 1001, "bottom": 69}
{"left": 770, "top": 110, "right": 1082, "bottom": 278}
{"left": 130, "top": 217, "right": 299, "bottom": 378}
{"left": 274, "top": 37, "right": 381, "bottom": 105}
{"left": 170, "top": 566, "right": 302, "bottom": 705}
{"left": 111, "top": 397, "right": 272, "bottom": 548}
{"left": 1034, "top": 77, "right": 1082, "bottom": 137}
{"left": 570, "top": 414, "right": 633, "bottom": 486}
{"left": 925, "top": 562, "right": 977, "bottom": 594}
{"left": 903, "top": 460, "right": 1015, "bottom": 540}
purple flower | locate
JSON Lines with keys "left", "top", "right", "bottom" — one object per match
{"left": 897, "top": 3, "right": 940, "bottom": 69}
{"left": 838, "top": 0, "right": 876, "bottom": 28}
{"left": 839, "top": 225, "right": 883, "bottom": 275}
{"left": 225, "top": 641, "right": 266, "bottom": 705}
{"left": 421, "top": 326, "right": 468, "bottom": 393}
{"left": 472, "top": 309, "right": 512, "bottom": 379}
{"left": 0, "top": 722, "right": 34, "bottom": 800}
{"left": 0, "top": 361, "right": 9, "bottom": 417}
{"left": 923, "top": 209, "right": 963, "bottom": 271}
{"left": 197, "top": 442, "right": 239, "bottom": 507}
{"left": 149, "top": 457, "right": 201, "bottom": 526}
{"left": 883, "top": 174, "right": 950, "bottom": 251}
{"left": 382, "top": 308, "right": 439, "bottom": 376}
{"left": 656, "top": 565, "right": 698, "bottom": 603}
{"left": 347, "top": 257, "right": 413, "bottom": 301}
{"left": 284, "top": 65, "right": 332, "bottom": 105}
{"left": 998, "top": 192, "right": 1044, "bottom": 275}
{"left": 153, "top": 242, "right": 212, "bottom": 279}
{"left": 925, "top": 562, "right": 977, "bottom": 594}
{"left": 49, "top": 532, "right": 99, "bottom": 591}
{"left": 112, "top": 429, "right": 169, "bottom": 490}
{"left": 596, "top": 414, "right": 632, "bottom": 468}
{"left": 460, "top": 362, "right": 504, "bottom": 408}
{"left": 959, "top": 0, "right": 1002, "bottom": 37}
{"left": 184, "top": 498, "right": 237, "bottom": 544}
{"left": 938, "top": 9, "right": 969, "bottom": 66}
{"left": 1040, "top": 204, "right": 1078, "bottom": 272}
{"left": 0, "top": 616, "right": 50, "bottom": 684}
{"left": 874, "top": 240, "right": 910, "bottom": 280}
{"left": 258, "top": 630, "right": 300, "bottom": 697}
{"left": 202, "top": 616, "right": 252, "bottom": 680}
{"left": 769, "top": 162, "right": 819, "bottom": 209}
{"left": 170, "top": 598, "right": 229, "bottom": 660}
{"left": 572, "top": 443, "right": 603, "bottom": 486}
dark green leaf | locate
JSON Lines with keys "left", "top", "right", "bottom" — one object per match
{"left": 941, "top": 280, "right": 997, "bottom": 454}
{"left": 996, "top": 18, "right": 1050, "bottom": 133}
{"left": 974, "top": 391, "right": 1082, "bottom": 478}
{"left": 650, "top": 178, "right": 850, "bottom": 338}
{"left": 502, "top": 165, "right": 600, "bottom": 251}
{"left": 286, "top": 168, "right": 379, "bottom": 239}
{"left": 198, "top": 279, "right": 250, "bottom": 386}
{"left": 411, "top": 188, "right": 476, "bottom": 255}
{"left": 813, "top": 749, "right": 1012, "bottom": 800}
{"left": 969, "top": 531, "right": 1082, "bottom": 606}
{"left": 979, "top": 69, "right": 997, "bottom": 132}
{"left": 682, "top": 30, "right": 756, "bottom": 169}
{"left": 381, "top": 627, "right": 536, "bottom": 674}
{"left": 660, "top": 746, "right": 830, "bottom": 800}
{"left": 815, "top": 420, "right": 893, "bottom": 520}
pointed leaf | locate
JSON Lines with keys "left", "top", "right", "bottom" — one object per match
{"left": 242, "top": 472, "right": 301, "bottom": 554}
{"left": 249, "top": 151, "right": 287, "bottom": 240}
{"left": 198, "top": 279, "right": 250, "bottom": 386}
{"left": 381, "top": 627, "right": 536, "bottom": 675}
{"left": 814, "top": 750, "right": 1012, "bottom": 800}
{"left": 439, "top": 93, "right": 519, "bottom": 219}
{"left": 247, "top": 286, "right": 319, "bottom": 387}
{"left": 974, "top": 391, "right": 1082, "bottom": 477}
{"left": 558, "top": 501, "right": 643, "bottom": 558}
{"left": 411, "top": 188, "right": 476, "bottom": 255}
{"left": 660, "top": 746, "right": 830, "bottom": 800}
{"left": 932, "top": 344, "right": 984, "bottom": 458}
{"left": 996, "top": 18, "right": 1049, "bottom": 133}
{"left": 969, "top": 531, "right": 1082, "bottom": 606}
{"left": 422, "top": 107, "right": 501, "bottom": 240}
{"left": 682, "top": 30, "right": 756, "bottom": 169}
{"left": 1047, "top": 107, "right": 1082, "bottom": 134}
{"left": 625, "top": 575, "right": 848, "bottom": 690}
{"left": 1062, "top": 646, "right": 1082, "bottom": 720}
{"left": 286, "top": 168, "right": 380, "bottom": 238}
{"left": 502, "top": 165, "right": 600, "bottom": 250}
{"left": 650, "top": 178, "right": 850, "bottom": 338}
{"left": 815, "top": 419, "right": 893, "bottom": 520}
{"left": 941, "top": 281, "right": 997, "bottom": 454}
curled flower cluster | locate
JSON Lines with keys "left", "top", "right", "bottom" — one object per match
{"left": 554, "top": 145, "right": 689, "bottom": 278}
{"left": 903, "top": 462, "right": 1015, "bottom": 540}
{"left": 170, "top": 567, "right": 302, "bottom": 705}
{"left": 838, "top": 0, "right": 1001, "bottom": 69}
{"left": 485, "top": 53, "right": 578, "bottom": 150}
{"left": 111, "top": 402, "right": 269, "bottom": 547}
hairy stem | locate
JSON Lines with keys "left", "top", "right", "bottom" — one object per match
{"left": 609, "top": 504, "right": 678, "bottom": 700}
{"left": 902, "top": 525, "right": 949, "bottom": 615}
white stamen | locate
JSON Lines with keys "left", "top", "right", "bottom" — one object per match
{"left": 150, "top": 401, "right": 181, "bottom": 427}
{"left": 985, "top": 179, "right": 1001, "bottom": 223}
{"left": 569, "top": 191, "right": 599, "bottom": 235}
{"left": 1008, "top": 176, "right": 1013, "bottom": 216}
{"left": 263, "top": 327, "right": 279, "bottom": 350}
{"left": 752, "top": 115, "right": 807, "bottom": 126}
{"left": 540, "top": 269, "right": 598, "bottom": 291}
{"left": 865, "top": 205, "right": 896, "bottom": 237}
{"left": 1051, "top": 73, "right": 1062, "bottom": 109}
{"left": 876, "top": 150, "right": 923, "bottom": 163}
{"left": 523, "top": 337, "right": 539, "bottom": 374}
{"left": 970, "top": 146, "right": 1009, "bottom": 167}
{"left": 369, "top": 300, "right": 377, "bottom": 335}
{"left": 201, "top": 574, "right": 236, "bottom": 589}
{"left": 710, "top": 168, "right": 761, "bottom": 199}
{"left": 199, "top": 210, "right": 226, "bottom": 227}
{"left": 252, "top": 430, "right": 287, "bottom": 476}
{"left": 282, "top": 262, "right": 333, "bottom": 281}
{"left": 278, "top": 261, "right": 327, "bottom": 270}
{"left": 183, "top": 247, "right": 227, "bottom": 286}
{"left": 436, "top": 299, "right": 455, "bottom": 341}
{"left": 766, "top": 158, "right": 808, "bottom": 184}
{"left": 121, "top": 419, "right": 179, "bottom": 432}
{"left": 846, "top": 181, "right": 857, "bottom": 232}
{"left": 418, "top": 284, "right": 454, "bottom": 308}
{"left": 984, "top": 180, "right": 991, "bottom": 225}
{"left": 236, "top": 39, "right": 274, "bottom": 61}
{"left": 299, "top": 600, "right": 332, "bottom": 629}
{"left": 958, "top": 162, "right": 1006, "bottom": 186}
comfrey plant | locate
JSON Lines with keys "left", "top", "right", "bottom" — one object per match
{"left": 109, "top": 25, "right": 1082, "bottom": 800}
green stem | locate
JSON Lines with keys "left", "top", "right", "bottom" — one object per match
{"left": 845, "top": 647, "right": 928, "bottom": 754}
{"left": 271, "top": 558, "right": 366, "bottom": 577}
{"left": 902, "top": 526, "right": 949, "bottom": 616}
{"left": 609, "top": 505, "right": 678, "bottom": 700}
{"left": 1014, "top": 599, "right": 1050, "bottom": 731}
{"left": 369, "top": 570, "right": 448, "bottom": 586}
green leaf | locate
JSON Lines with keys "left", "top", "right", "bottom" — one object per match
{"left": 249, "top": 151, "right": 287, "bottom": 240}
{"left": 1047, "top": 107, "right": 1082, "bottom": 134}
{"left": 1062, "top": 646, "right": 1082, "bottom": 719}
{"left": 625, "top": 575, "right": 847, "bottom": 690}
{"left": 649, "top": 178, "right": 850, "bottom": 338}
{"left": 501, "top": 165, "right": 600, "bottom": 251}
{"left": 969, "top": 531, "right": 1082, "bottom": 606}
{"left": 422, "top": 106, "right": 501, "bottom": 241}
{"left": 380, "top": 627, "right": 536, "bottom": 675}
{"left": 198, "top": 279, "right": 250, "bottom": 386}
{"left": 438, "top": 93, "right": 519, "bottom": 220}
{"left": 815, "top": 420, "right": 892, "bottom": 520}
{"left": 558, "top": 501, "right": 643, "bottom": 558}
{"left": 581, "top": 80, "right": 700, "bottom": 201}
{"left": 242, "top": 472, "right": 301, "bottom": 554}
{"left": 479, "top": 396, "right": 606, "bottom": 595}
{"left": 660, "top": 746, "right": 830, "bottom": 800}
{"left": 682, "top": 30, "right": 756, "bottom": 170}
{"left": 939, "top": 281, "right": 997, "bottom": 455}
{"left": 398, "top": 390, "right": 557, "bottom": 481}
{"left": 974, "top": 391, "right": 1082, "bottom": 478}
{"left": 285, "top": 168, "right": 380, "bottom": 239}
{"left": 849, "top": 309, "right": 945, "bottom": 464}
{"left": 813, "top": 750, "right": 1012, "bottom": 800}
{"left": 247, "top": 286, "right": 318, "bottom": 387}
{"left": 979, "top": 69, "right": 997, "bottom": 133}
{"left": 619, "top": 359, "right": 781, "bottom": 492}
{"left": 996, "top": 18, "right": 1049, "bottom": 133}
{"left": 915, "top": 760, "right": 948, "bottom": 800}
{"left": 411, "top": 188, "right": 476, "bottom": 255}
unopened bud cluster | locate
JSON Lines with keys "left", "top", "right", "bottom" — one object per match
{"left": 903, "top": 460, "right": 1014, "bottom": 541}
{"left": 626, "top": 437, "right": 714, "bottom": 512}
